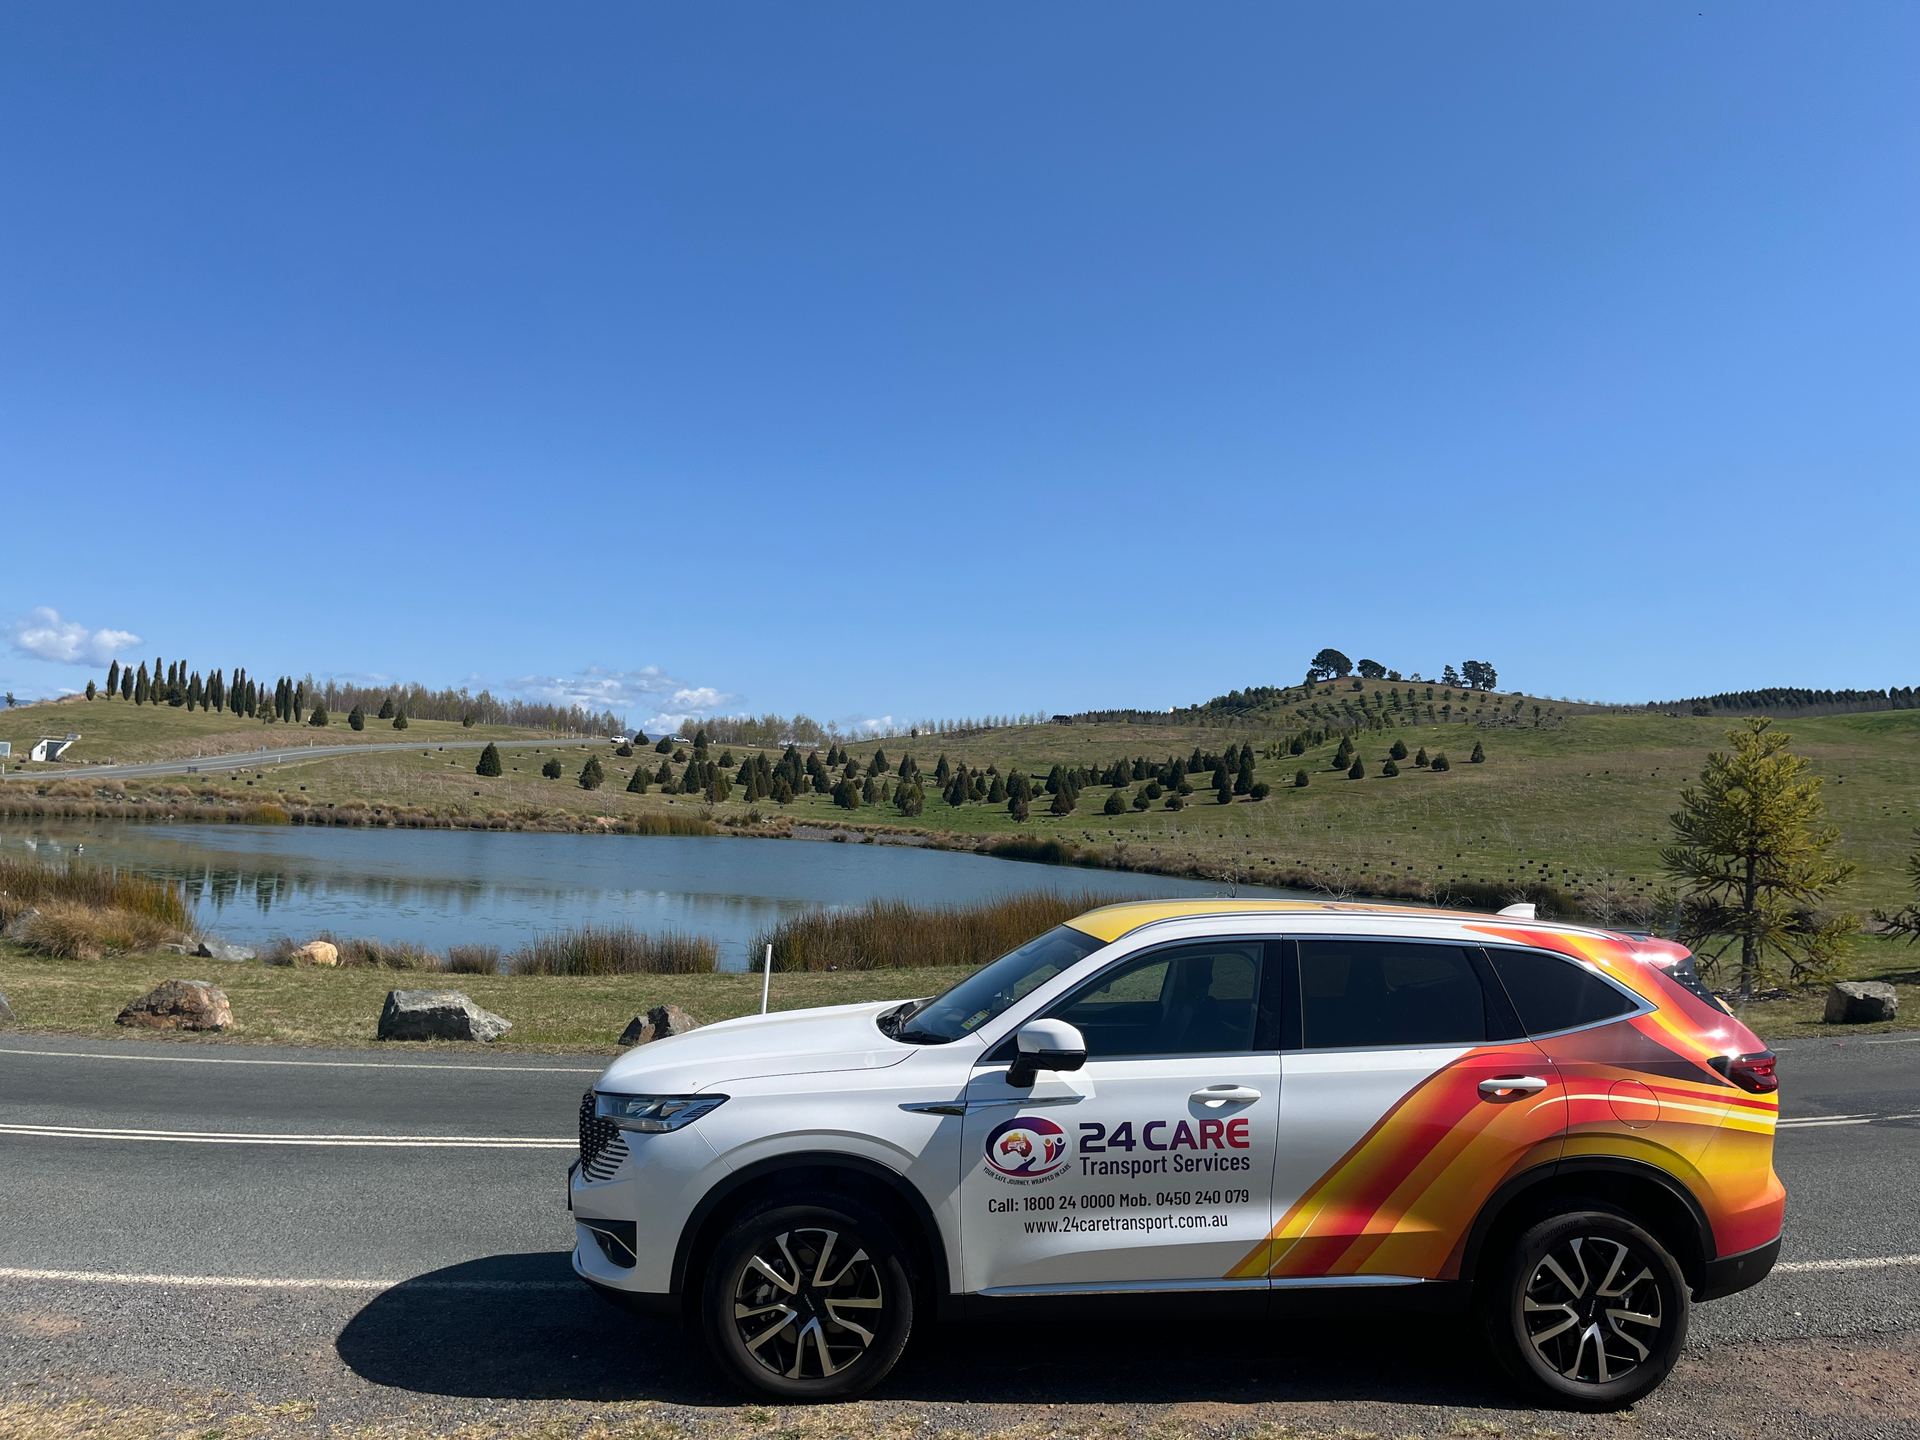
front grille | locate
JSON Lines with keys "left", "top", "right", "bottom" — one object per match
{"left": 578, "top": 1090, "right": 628, "bottom": 1181}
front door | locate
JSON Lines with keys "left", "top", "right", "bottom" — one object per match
{"left": 959, "top": 939, "right": 1281, "bottom": 1294}
{"left": 1258, "top": 937, "right": 1565, "bottom": 1284}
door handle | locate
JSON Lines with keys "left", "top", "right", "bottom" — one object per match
{"left": 1478, "top": 1076, "right": 1548, "bottom": 1102}
{"left": 1191, "top": 1085, "right": 1262, "bottom": 1107}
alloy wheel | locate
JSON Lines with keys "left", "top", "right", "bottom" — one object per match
{"left": 731, "top": 1227, "right": 885, "bottom": 1380}
{"left": 1522, "top": 1234, "right": 1665, "bottom": 1385}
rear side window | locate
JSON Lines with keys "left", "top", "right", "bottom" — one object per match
{"left": 1485, "top": 947, "right": 1638, "bottom": 1036}
{"left": 1295, "top": 940, "right": 1489, "bottom": 1049}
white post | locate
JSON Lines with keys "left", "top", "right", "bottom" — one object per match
{"left": 761, "top": 944, "right": 773, "bottom": 1015}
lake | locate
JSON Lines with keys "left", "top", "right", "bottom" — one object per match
{"left": 0, "top": 820, "right": 1307, "bottom": 971}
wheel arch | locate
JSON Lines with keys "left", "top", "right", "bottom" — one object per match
{"left": 1461, "top": 1158, "right": 1716, "bottom": 1294}
{"left": 672, "top": 1152, "right": 957, "bottom": 1321}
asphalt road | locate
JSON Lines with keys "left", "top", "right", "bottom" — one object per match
{"left": 11, "top": 736, "right": 599, "bottom": 781}
{"left": 2, "top": 1032, "right": 1917, "bottom": 1438}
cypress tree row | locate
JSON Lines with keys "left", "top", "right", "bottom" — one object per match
{"left": 106, "top": 660, "right": 120, "bottom": 697}
{"left": 134, "top": 663, "right": 150, "bottom": 705}
{"left": 121, "top": 667, "right": 133, "bottom": 700}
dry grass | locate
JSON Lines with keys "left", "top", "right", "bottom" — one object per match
{"left": 10, "top": 900, "right": 183, "bottom": 960}
{"left": 508, "top": 925, "right": 718, "bottom": 976}
{"left": 756, "top": 888, "right": 1152, "bottom": 972}
{"left": 0, "top": 854, "right": 189, "bottom": 930}
{"left": 447, "top": 941, "right": 504, "bottom": 974}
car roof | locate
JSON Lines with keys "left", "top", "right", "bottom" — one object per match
{"left": 1062, "top": 898, "right": 1628, "bottom": 949}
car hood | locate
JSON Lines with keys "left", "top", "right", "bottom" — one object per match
{"left": 594, "top": 999, "right": 920, "bottom": 1094}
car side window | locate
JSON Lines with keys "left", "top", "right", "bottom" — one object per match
{"left": 1295, "top": 940, "right": 1489, "bottom": 1049}
{"left": 1047, "top": 942, "right": 1267, "bottom": 1058}
{"left": 1484, "top": 946, "right": 1638, "bottom": 1036}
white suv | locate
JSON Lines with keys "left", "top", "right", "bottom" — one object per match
{"left": 570, "top": 901, "right": 1783, "bottom": 1408}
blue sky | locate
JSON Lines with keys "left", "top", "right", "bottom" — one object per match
{"left": 3, "top": 3, "right": 1916, "bottom": 734}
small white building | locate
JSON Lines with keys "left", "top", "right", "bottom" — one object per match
{"left": 29, "top": 734, "right": 79, "bottom": 762}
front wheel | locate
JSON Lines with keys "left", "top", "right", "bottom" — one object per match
{"left": 1482, "top": 1206, "right": 1689, "bottom": 1410}
{"left": 701, "top": 1201, "right": 914, "bottom": 1401}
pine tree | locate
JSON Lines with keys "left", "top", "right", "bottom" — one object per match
{"left": 1390, "top": 739, "right": 1408, "bottom": 760}
{"left": 134, "top": 664, "right": 150, "bottom": 705}
{"left": 210, "top": 670, "right": 224, "bottom": 712}
{"left": 542, "top": 757, "right": 564, "bottom": 779}
{"left": 898, "top": 784, "right": 924, "bottom": 817}
{"left": 292, "top": 682, "right": 304, "bottom": 724}
{"left": 1662, "top": 718, "right": 1857, "bottom": 997}
{"left": 1382, "top": 759, "right": 1399, "bottom": 777}
{"left": 187, "top": 672, "right": 204, "bottom": 710}
{"left": 1008, "top": 794, "right": 1029, "bottom": 822}
{"left": 393, "top": 708, "right": 408, "bottom": 730}
{"left": 309, "top": 703, "right": 329, "bottom": 727}
{"left": 935, "top": 754, "right": 952, "bottom": 785}
{"left": 832, "top": 778, "right": 858, "bottom": 810}
{"left": 1235, "top": 755, "right": 1254, "bottom": 794}
{"left": 121, "top": 667, "right": 133, "bottom": 701}
{"left": 1470, "top": 740, "right": 1486, "bottom": 763}
{"left": 1104, "top": 788, "right": 1127, "bottom": 815}
{"left": 655, "top": 735, "right": 674, "bottom": 754}
{"left": 1250, "top": 781, "right": 1270, "bottom": 800}
{"left": 1430, "top": 753, "right": 1450, "bottom": 771}
{"left": 1295, "top": 769, "right": 1309, "bottom": 788}
{"left": 462, "top": 714, "right": 475, "bottom": 728}
{"left": 656, "top": 759, "right": 673, "bottom": 784}
{"left": 1165, "top": 793, "right": 1185, "bottom": 811}
{"left": 771, "top": 776, "right": 793, "bottom": 805}
{"left": 869, "top": 748, "right": 888, "bottom": 777}
{"left": 1132, "top": 790, "right": 1151, "bottom": 810}
{"left": 707, "top": 767, "right": 732, "bottom": 804}
{"left": 106, "top": 661, "right": 120, "bottom": 697}
{"left": 349, "top": 705, "right": 365, "bottom": 731}
{"left": 627, "top": 765, "right": 649, "bottom": 794}
{"left": 1216, "top": 775, "right": 1234, "bottom": 803}
{"left": 378, "top": 696, "right": 395, "bottom": 720}
{"left": 718, "top": 749, "right": 734, "bottom": 768}
{"left": 1289, "top": 735, "right": 1306, "bottom": 756}
{"left": 988, "top": 773, "right": 1007, "bottom": 804}
{"left": 477, "top": 743, "right": 503, "bottom": 777}
{"left": 862, "top": 777, "right": 880, "bottom": 804}
{"left": 1050, "top": 787, "right": 1075, "bottom": 817}
{"left": 86, "top": 680, "right": 97, "bottom": 700}
{"left": 1348, "top": 758, "right": 1365, "bottom": 779}
{"left": 1414, "top": 747, "right": 1429, "bottom": 767}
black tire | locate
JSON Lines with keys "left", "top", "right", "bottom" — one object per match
{"left": 1481, "top": 1205, "right": 1689, "bottom": 1410}
{"left": 700, "top": 1199, "right": 914, "bottom": 1401}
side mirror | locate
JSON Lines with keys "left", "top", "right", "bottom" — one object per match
{"left": 1006, "top": 1019, "right": 1087, "bottom": 1088}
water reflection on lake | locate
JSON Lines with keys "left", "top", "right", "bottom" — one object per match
{"left": 0, "top": 821, "right": 1305, "bottom": 971}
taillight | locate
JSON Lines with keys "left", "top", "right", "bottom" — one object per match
{"left": 1711, "top": 1050, "right": 1778, "bottom": 1094}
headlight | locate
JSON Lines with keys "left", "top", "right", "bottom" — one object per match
{"left": 594, "top": 1093, "right": 728, "bottom": 1133}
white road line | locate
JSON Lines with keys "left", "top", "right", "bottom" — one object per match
{"left": 1775, "top": 1254, "right": 1920, "bottom": 1274}
{"left": 0, "top": 1123, "right": 574, "bottom": 1148}
{"left": 0, "top": 1046, "right": 602, "bottom": 1074}
{"left": 1778, "top": 1112, "right": 1876, "bottom": 1124}
{"left": 1776, "top": 1118, "right": 1875, "bottom": 1129}
{"left": 0, "top": 1267, "right": 576, "bottom": 1292}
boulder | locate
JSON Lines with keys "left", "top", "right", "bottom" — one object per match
{"left": 196, "top": 940, "right": 258, "bottom": 963}
{"left": 0, "top": 991, "right": 14, "bottom": 1023}
{"left": 618, "top": 1003, "right": 702, "bottom": 1047}
{"left": 1824, "top": 980, "right": 1899, "bottom": 1025}
{"left": 2, "top": 908, "right": 40, "bottom": 940}
{"left": 116, "top": 979, "right": 232, "bottom": 1032}
{"left": 379, "top": 989, "right": 511, "bottom": 1043}
{"left": 159, "top": 942, "right": 191, "bottom": 954}
{"left": 294, "top": 941, "right": 339, "bottom": 966}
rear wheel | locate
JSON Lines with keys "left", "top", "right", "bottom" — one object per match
{"left": 1482, "top": 1206, "right": 1689, "bottom": 1410}
{"left": 701, "top": 1200, "right": 914, "bottom": 1401}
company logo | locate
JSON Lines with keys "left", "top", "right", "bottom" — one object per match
{"left": 983, "top": 1115, "right": 1070, "bottom": 1181}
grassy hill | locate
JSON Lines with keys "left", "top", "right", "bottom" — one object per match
{"left": 7, "top": 680, "right": 1918, "bottom": 920}
{"left": 0, "top": 692, "right": 552, "bottom": 765}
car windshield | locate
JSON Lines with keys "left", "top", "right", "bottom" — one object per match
{"left": 894, "top": 924, "right": 1106, "bottom": 1044}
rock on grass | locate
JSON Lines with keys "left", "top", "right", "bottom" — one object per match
{"left": 378, "top": 989, "right": 512, "bottom": 1042}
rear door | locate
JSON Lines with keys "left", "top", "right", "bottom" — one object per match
{"left": 959, "top": 938, "right": 1281, "bottom": 1294}
{"left": 1256, "top": 937, "right": 1565, "bottom": 1284}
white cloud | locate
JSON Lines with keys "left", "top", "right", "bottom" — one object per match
{"left": 670, "top": 686, "right": 725, "bottom": 710}
{"left": 506, "top": 666, "right": 740, "bottom": 734}
{"left": 6, "top": 607, "right": 141, "bottom": 666}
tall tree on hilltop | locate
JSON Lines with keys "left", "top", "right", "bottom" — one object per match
{"left": 121, "top": 666, "right": 133, "bottom": 700}
{"left": 106, "top": 660, "right": 120, "bottom": 697}
{"left": 1662, "top": 718, "right": 1857, "bottom": 999}
{"left": 1308, "top": 648, "right": 1353, "bottom": 681}
{"left": 134, "top": 663, "right": 149, "bottom": 705}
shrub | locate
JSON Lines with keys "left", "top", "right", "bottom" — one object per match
{"left": 462, "top": 714, "right": 475, "bottom": 728}
{"left": 1216, "top": 784, "right": 1234, "bottom": 804}
{"left": 244, "top": 804, "right": 291, "bottom": 824}
{"left": 11, "top": 900, "right": 182, "bottom": 959}
{"left": 1382, "top": 759, "right": 1400, "bottom": 777}
{"left": 897, "top": 783, "right": 924, "bottom": 817}
{"left": 1249, "top": 781, "right": 1270, "bottom": 800}
{"left": 1103, "top": 789, "right": 1126, "bottom": 815}
{"left": 1348, "top": 759, "right": 1365, "bottom": 779}
{"left": 615, "top": 743, "right": 634, "bottom": 758}
{"left": 1470, "top": 740, "right": 1486, "bottom": 763}
{"left": 392, "top": 709, "right": 408, "bottom": 730}
{"left": 1143, "top": 781, "right": 1162, "bottom": 800}
{"left": 508, "top": 925, "right": 717, "bottom": 976}
{"left": 1008, "top": 794, "right": 1030, "bottom": 822}
{"left": 1294, "top": 769, "right": 1309, "bottom": 787}
{"left": 755, "top": 889, "right": 1152, "bottom": 973}
{"left": 541, "top": 758, "right": 563, "bottom": 779}
{"left": 348, "top": 705, "right": 365, "bottom": 731}
{"left": 476, "top": 743, "right": 503, "bottom": 777}
{"left": 1132, "top": 790, "right": 1152, "bottom": 810}
{"left": 309, "top": 705, "right": 329, "bottom": 727}
{"left": 445, "top": 943, "right": 502, "bottom": 975}
{"left": 1165, "top": 793, "right": 1185, "bottom": 811}
{"left": 1414, "top": 747, "right": 1430, "bottom": 767}
{"left": 655, "top": 736, "right": 674, "bottom": 754}
{"left": 1389, "top": 739, "right": 1408, "bottom": 760}
{"left": 579, "top": 756, "right": 605, "bottom": 790}
{"left": 1431, "top": 752, "right": 1451, "bottom": 771}
{"left": 1050, "top": 788, "right": 1076, "bottom": 817}
{"left": 1289, "top": 735, "right": 1306, "bottom": 756}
